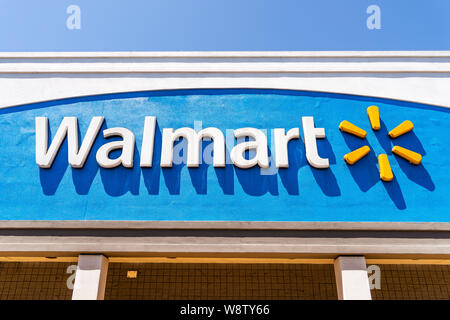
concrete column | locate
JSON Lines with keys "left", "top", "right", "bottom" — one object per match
{"left": 72, "top": 254, "right": 109, "bottom": 300}
{"left": 334, "top": 256, "right": 371, "bottom": 300}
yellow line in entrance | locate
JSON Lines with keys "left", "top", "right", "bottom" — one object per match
{"left": 108, "top": 257, "right": 335, "bottom": 264}
{"left": 1, "top": 256, "right": 450, "bottom": 265}
{"left": 0, "top": 256, "right": 78, "bottom": 263}
{"left": 366, "top": 259, "right": 450, "bottom": 265}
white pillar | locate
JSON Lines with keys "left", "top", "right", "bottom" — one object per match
{"left": 334, "top": 256, "right": 371, "bottom": 300}
{"left": 72, "top": 254, "right": 109, "bottom": 300}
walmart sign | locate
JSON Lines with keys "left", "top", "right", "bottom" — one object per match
{"left": 0, "top": 89, "right": 448, "bottom": 222}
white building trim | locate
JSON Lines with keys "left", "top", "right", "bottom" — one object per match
{"left": 334, "top": 256, "right": 372, "bottom": 300}
{"left": 72, "top": 254, "right": 109, "bottom": 300}
{"left": 0, "top": 51, "right": 449, "bottom": 108}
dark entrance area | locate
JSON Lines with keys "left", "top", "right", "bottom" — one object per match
{"left": 104, "top": 263, "right": 338, "bottom": 300}
{"left": 0, "top": 262, "right": 74, "bottom": 300}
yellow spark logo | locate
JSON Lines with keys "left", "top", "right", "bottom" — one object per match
{"left": 339, "top": 106, "right": 423, "bottom": 182}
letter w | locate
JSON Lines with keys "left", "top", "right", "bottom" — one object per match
{"left": 36, "top": 117, "right": 104, "bottom": 168}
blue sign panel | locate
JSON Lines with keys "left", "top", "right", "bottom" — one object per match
{"left": 0, "top": 89, "right": 448, "bottom": 221}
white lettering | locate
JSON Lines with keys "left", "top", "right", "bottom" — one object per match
{"left": 35, "top": 116, "right": 104, "bottom": 168}
{"left": 230, "top": 128, "right": 269, "bottom": 169}
{"left": 302, "top": 116, "right": 329, "bottom": 169}
{"left": 36, "top": 116, "right": 333, "bottom": 171}
{"left": 160, "top": 127, "right": 225, "bottom": 168}
{"left": 273, "top": 128, "right": 299, "bottom": 168}
{"left": 140, "top": 116, "right": 156, "bottom": 167}
{"left": 96, "top": 127, "right": 135, "bottom": 168}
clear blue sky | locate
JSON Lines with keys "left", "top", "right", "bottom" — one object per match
{"left": 0, "top": 0, "right": 448, "bottom": 51}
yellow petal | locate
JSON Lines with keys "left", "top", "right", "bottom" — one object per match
{"left": 344, "top": 146, "right": 371, "bottom": 165}
{"left": 389, "top": 120, "right": 414, "bottom": 138}
{"left": 378, "top": 154, "right": 393, "bottom": 182}
{"left": 367, "top": 105, "right": 380, "bottom": 130}
{"left": 339, "top": 120, "right": 367, "bottom": 138}
{"left": 392, "top": 146, "right": 422, "bottom": 165}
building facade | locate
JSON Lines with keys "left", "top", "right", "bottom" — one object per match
{"left": 0, "top": 51, "right": 449, "bottom": 300}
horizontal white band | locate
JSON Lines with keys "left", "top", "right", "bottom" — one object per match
{"left": 0, "top": 51, "right": 449, "bottom": 108}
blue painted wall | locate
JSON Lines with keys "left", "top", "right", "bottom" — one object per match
{"left": 0, "top": 89, "right": 448, "bottom": 221}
